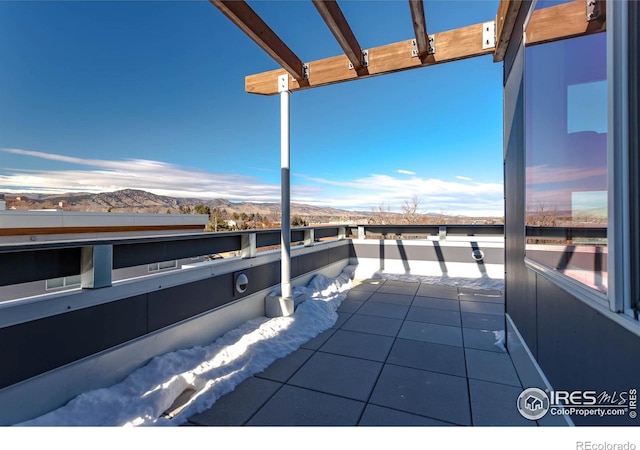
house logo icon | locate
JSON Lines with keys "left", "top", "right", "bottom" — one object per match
{"left": 517, "top": 388, "right": 550, "bottom": 420}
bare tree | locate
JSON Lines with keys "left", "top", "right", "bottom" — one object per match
{"left": 369, "top": 202, "right": 392, "bottom": 224}
{"left": 401, "top": 195, "right": 421, "bottom": 224}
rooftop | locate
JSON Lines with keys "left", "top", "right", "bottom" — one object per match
{"left": 186, "top": 278, "right": 532, "bottom": 427}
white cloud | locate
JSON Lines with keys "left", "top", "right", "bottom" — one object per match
{"left": 456, "top": 175, "right": 473, "bottom": 181}
{"left": 397, "top": 169, "right": 416, "bottom": 175}
{"left": 295, "top": 173, "right": 504, "bottom": 216}
{"left": 0, "top": 148, "right": 289, "bottom": 202}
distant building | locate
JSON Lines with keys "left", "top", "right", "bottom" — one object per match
{"left": 0, "top": 210, "right": 209, "bottom": 301}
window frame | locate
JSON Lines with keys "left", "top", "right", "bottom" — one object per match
{"left": 522, "top": 0, "right": 639, "bottom": 333}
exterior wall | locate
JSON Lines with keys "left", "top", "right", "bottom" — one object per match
{"left": 503, "top": 2, "right": 640, "bottom": 426}
{"left": 0, "top": 240, "right": 350, "bottom": 425}
{"left": 349, "top": 238, "right": 504, "bottom": 281}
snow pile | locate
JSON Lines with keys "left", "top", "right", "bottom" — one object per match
{"left": 18, "top": 265, "right": 356, "bottom": 427}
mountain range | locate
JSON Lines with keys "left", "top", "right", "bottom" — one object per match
{"left": 3, "top": 189, "right": 371, "bottom": 221}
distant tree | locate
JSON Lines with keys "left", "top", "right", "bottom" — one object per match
{"left": 291, "top": 216, "right": 308, "bottom": 227}
{"left": 369, "top": 202, "right": 392, "bottom": 225}
{"left": 401, "top": 195, "right": 421, "bottom": 224}
{"left": 166, "top": 209, "right": 171, "bottom": 214}
{"left": 179, "top": 205, "right": 193, "bottom": 214}
{"left": 194, "top": 204, "right": 211, "bottom": 215}
{"left": 205, "top": 217, "right": 230, "bottom": 232}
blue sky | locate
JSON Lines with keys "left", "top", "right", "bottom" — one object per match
{"left": 0, "top": 0, "right": 504, "bottom": 216}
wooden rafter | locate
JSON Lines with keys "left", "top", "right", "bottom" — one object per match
{"left": 408, "top": 0, "right": 430, "bottom": 58}
{"left": 312, "top": 0, "right": 367, "bottom": 75}
{"left": 526, "top": 0, "right": 606, "bottom": 46}
{"left": 246, "top": 21, "right": 493, "bottom": 95}
{"left": 209, "top": 0, "right": 306, "bottom": 81}
{"left": 494, "top": 0, "right": 523, "bottom": 62}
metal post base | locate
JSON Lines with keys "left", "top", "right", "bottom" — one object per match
{"left": 265, "top": 292, "right": 307, "bottom": 318}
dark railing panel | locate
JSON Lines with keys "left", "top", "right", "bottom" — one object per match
{"left": 255, "top": 230, "right": 281, "bottom": 248}
{"left": 354, "top": 224, "right": 504, "bottom": 237}
{"left": 525, "top": 226, "right": 607, "bottom": 240}
{"left": 314, "top": 227, "right": 341, "bottom": 239}
{"left": 113, "top": 233, "right": 242, "bottom": 269}
{"left": 0, "top": 247, "right": 81, "bottom": 287}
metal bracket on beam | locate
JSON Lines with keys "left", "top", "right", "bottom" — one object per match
{"left": 302, "top": 63, "right": 310, "bottom": 80}
{"left": 411, "top": 35, "right": 435, "bottom": 57}
{"left": 482, "top": 21, "right": 496, "bottom": 49}
{"left": 278, "top": 74, "right": 289, "bottom": 93}
{"left": 586, "top": 0, "right": 602, "bottom": 21}
{"left": 348, "top": 50, "right": 369, "bottom": 70}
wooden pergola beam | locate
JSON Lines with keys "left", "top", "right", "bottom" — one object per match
{"left": 209, "top": 0, "right": 306, "bottom": 81}
{"left": 526, "top": 0, "right": 606, "bottom": 46}
{"left": 246, "top": 21, "right": 493, "bottom": 95}
{"left": 408, "top": 0, "right": 430, "bottom": 58}
{"left": 494, "top": 0, "right": 523, "bottom": 62}
{"left": 312, "top": 0, "right": 366, "bottom": 74}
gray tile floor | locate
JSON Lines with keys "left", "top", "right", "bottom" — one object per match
{"left": 187, "top": 279, "right": 538, "bottom": 427}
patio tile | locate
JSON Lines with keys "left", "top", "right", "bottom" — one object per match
{"left": 319, "top": 329, "right": 394, "bottom": 362}
{"left": 256, "top": 348, "right": 315, "bottom": 383}
{"left": 368, "top": 292, "right": 414, "bottom": 306}
{"left": 340, "top": 314, "right": 403, "bottom": 337}
{"left": 416, "top": 284, "right": 459, "bottom": 299}
{"left": 333, "top": 312, "right": 352, "bottom": 329}
{"left": 398, "top": 321, "right": 463, "bottom": 347}
{"left": 357, "top": 301, "right": 409, "bottom": 320}
{"left": 337, "top": 299, "right": 364, "bottom": 314}
{"left": 352, "top": 279, "right": 384, "bottom": 292}
{"left": 465, "top": 348, "right": 521, "bottom": 387}
{"left": 387, "top": 338, "right": 466, "bottom": 377}
{"left": 188, "top": 377, "right": 281, "bottom": 426}
{"left": 463, "top": 328, "right": 506, "bottom": 353}
{"left": 461, "top": 312, "right": 505, "bottom": 330}
{"left": 377, "top": 282, "right": 419, "bottom": 296}
{"left": 406, "top": 306, "right": 461, "bottom": 327}
{"left": 359, "top": 404, "right": 453, "bottom": 426}
{"left": 345, "top": 290, "right": 374, "bottom": 302}
{"left": 301, "top": 328, "right": 336, "bottom": 350}
{"left": 246, "top": 385, "right": 365, "bottom": 426}
{"left": 460, "top": 301, "right": 505, "bottom": 316}
{"left": 413, "top": 295, "right": 460, "bottom": 312}
{"left": 369, "top": 364, "right": 471, "bottom": 425}
{"left": 469, "top": 379, "right": 535, "bottom": 426}
{"left": 288, "top": 352, "right": 383, "bottom": 401}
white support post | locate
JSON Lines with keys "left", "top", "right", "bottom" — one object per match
{"left": 279, "top": 74, "right": 292, "bottom": 299}
{"left": 304, "top": 228, "right": 315, "bottom": 247}
{"left": 439, "top": 225, "right": 447, "bottom": 241}
{"left": 241, "top": 233, "right": 256, "bottom": 259}
{"left": 358, "top": 225, "right": 365, "bottom": 240}
{"left": 81, "top": 245, "right": 112, "bottom": 289}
